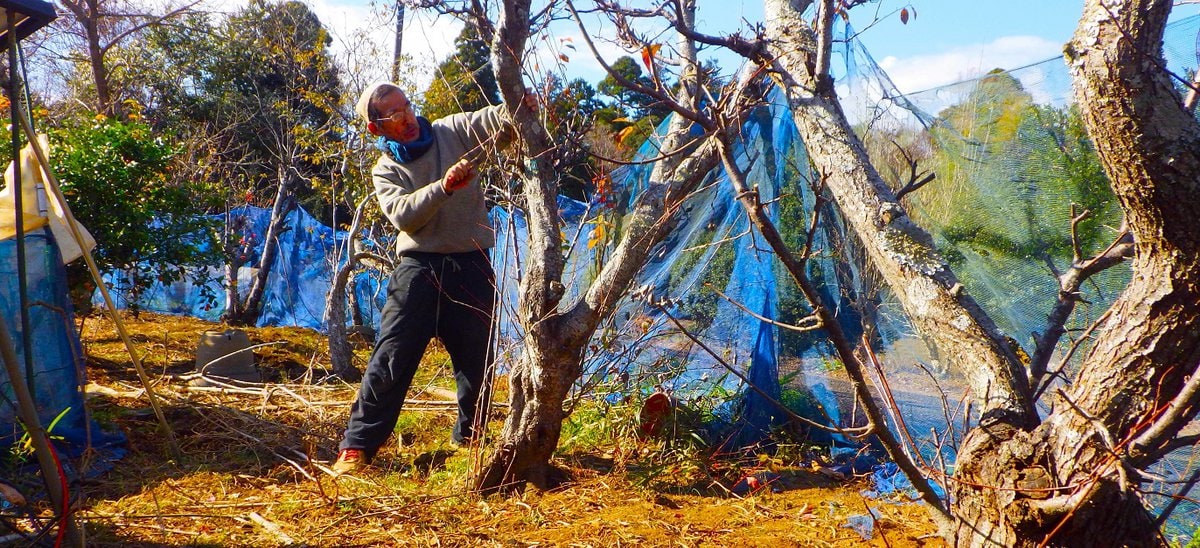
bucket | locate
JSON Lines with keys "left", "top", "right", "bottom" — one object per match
{"left": 192, "top": 329, "right": 260, "bottom": 385}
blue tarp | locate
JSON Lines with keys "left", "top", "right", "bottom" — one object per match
{"left": 102, "top": 205, "right": 389, "bottom": 332}
{"left": 1, "top": 229, "right": 125, "bottom": 460}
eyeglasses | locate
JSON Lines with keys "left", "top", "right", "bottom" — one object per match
{"left": 372, "top": 101, "right": 412, "bottom": 124}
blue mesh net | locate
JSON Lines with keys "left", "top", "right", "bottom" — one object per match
{"left": 101, "top": 205, "right": 390, "bottom": 332}
{"left": 1, "top": 229, "right": 125, "bottom": 462}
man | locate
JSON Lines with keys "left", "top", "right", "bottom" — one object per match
{"left": 334, "top": 83, "right": 527, "bottom": 473}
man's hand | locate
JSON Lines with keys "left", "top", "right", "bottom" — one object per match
{"left": 443, "top": 158, "right": 478, "bottom": 194}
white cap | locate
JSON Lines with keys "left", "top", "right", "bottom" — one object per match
{"left": 355, "top": 81, "right": 394, "bottom": 123}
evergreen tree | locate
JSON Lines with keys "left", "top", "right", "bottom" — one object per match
{"left": 422, "top": 24, "right": 499, "bottom": 120}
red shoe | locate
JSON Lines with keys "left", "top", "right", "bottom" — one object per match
{"left": 332, "top": 448, "right": 367, "bottom": 474}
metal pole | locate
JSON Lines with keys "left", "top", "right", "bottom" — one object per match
{"left": 8, "top": 10, "right": 33, "bottom": 395}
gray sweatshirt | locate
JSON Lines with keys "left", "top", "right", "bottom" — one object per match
{"left": 372, "top": 105, "right": 508, "bottom": 254}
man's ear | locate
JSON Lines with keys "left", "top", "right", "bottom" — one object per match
{"left": 367, "top": 121, "right": 380, "bottom": 136}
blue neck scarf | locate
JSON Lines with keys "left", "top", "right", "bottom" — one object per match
{"left": 376, "top": 117, "right": 435, "bottom": 163}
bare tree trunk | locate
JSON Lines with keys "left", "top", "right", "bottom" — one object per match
{"left": 392, "top": 2, "right": 405, "bottom": 82}
{"left": 83, "top": 1, "right": 116, "bottom": 117}
{"left": 475, "top": 0, "right": 723, "bottom": 492}
{"left": 222, "top": 210, "right": 247, "bottom": 320}
{"left": 475, "top": 345, "right": 582, "bottom": 490}
{"left": 225, "top": 166, "right": 295, "bottom": 326}
{"left": 325, "top": 199, "right": 378, "bottom": 382}
{"left": 326, "top": 260, "right": 362, "bottom": 382}
{"left": 760, "top": 0, "right": 1034, "bottom": 425}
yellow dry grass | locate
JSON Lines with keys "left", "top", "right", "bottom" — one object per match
{"left": 30, "top": 311, "right": 943, "bottom": 546}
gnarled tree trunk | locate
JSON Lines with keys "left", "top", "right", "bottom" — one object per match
{"left": 755, "top": 0, "right": 1200, "bottom": 545}
{"left": 325, "top": 198, "right": 381, "bottom": 382}
{"left": 948, "top": 1, "right": 1200, "bottom": 545}
{"left": 476, "top": 0, "right": 726, "bottom": 492}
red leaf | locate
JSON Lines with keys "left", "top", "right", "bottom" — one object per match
{"left": 900, "top": 7, "right": 909, "bottom": 24}
{"left": 640, "top": 44, "right": 661, "bottom": 72}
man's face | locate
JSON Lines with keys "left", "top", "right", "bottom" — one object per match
{"left": 372, "top": 90, "right": 420, "bottom": 143}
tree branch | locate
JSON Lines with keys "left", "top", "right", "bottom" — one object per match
{"left": 1029, "top": 224, "right": 1133, "bottom": 390}
{"left": 709, "top": 285, "right": 823, "bottom": 332}
{"left": 99, "top": 1, "right": 204, "bottom": 58}
{"left": 1128, "top": 367, "right": 1200, "bottom": 465}
{"left": 890, "top": 140, "right": 936, "bottom": 202}
{"left": 813, "top": 0, "right": 835, "bottom": 93}
{"left": 714, "top": 121, "right": 952, "bottom": 525}
{"left": 565, "top": 0, "right": 711, "bottom": 129}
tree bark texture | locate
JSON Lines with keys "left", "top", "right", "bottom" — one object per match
{"left": 761, "top": 0, "right": 1035, "bottom": 424}
{"left": 759, "top": 0, "right": 1200, "bottom": 544}
{"left": 326, "top": 257, "right": 363, "bottom": 382}
{"left": 476, "top": 0, "right": 720, "bottom": 491}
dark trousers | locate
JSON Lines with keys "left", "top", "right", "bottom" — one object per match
{"left": 340, "top": 250, "right": 495, "bottom": 454}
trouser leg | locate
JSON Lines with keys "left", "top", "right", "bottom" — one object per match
{"left": 437, "top": 252, "right": 495, "bottom": 444}
{"left": 340, "top": 259, "right": 435, "bottom": 454}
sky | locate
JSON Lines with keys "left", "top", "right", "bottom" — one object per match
{"left": 259, "top": 0, "right": 1196, "bottom": 96}
{"left": 843, "top": 0, "right": 1083, "bottom": 94}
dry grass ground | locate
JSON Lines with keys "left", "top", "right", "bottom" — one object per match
{"left": 11, "top": 311, "right": 941, "bottom": 546}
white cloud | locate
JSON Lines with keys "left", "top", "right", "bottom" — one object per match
{"left": 876, "top": 35, "right": 1064, "bottom": 95}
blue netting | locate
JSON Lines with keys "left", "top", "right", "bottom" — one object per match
{"left": 93, "top": 11, "right": 1200, "bottom": 539}
{"left": 1, "top": 229, "right": 125, "bottom": 461}
{"left": 101, "top": 205, "right": 390, "bottom": 332}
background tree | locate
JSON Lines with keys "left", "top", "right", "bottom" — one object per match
{"left": 913, "top": 73, "right": 1122, "bottom": 340}
{"left": 47, "top": 0, "right": 203, "bottom": 118}
{"left": 596, "top": 55, "right": 661, "bottom": 118}
{"left": 421, "top": 23, "right": 499, "bottom": 121}
{"left": 146, "top": 0, "right": 343, "bottom": 326}
{"left": 47, "top": 112, "right": 221, "bottom": 312}
{"left": 596, "top": 55, "right": 669, "bottom": 149}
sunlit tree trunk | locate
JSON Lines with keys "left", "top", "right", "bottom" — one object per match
{"left": 475, "top": 0, "right": 723, "bottom": 491}
{"left": 756, "top": 0, "right": 1200, "bottom": 544}
{"left": 224, "top": 166, "right": 295, "bottom": 326}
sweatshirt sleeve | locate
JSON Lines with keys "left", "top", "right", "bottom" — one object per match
{"left": 372, "top": 158, "right": 452, "bottom": 233}
{"left": 452, "top": 104, "right": 514, "bottom": 158}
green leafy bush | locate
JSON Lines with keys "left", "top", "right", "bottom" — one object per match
{"left": 50, "top": 114, "right": 221, "bottom": 310}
